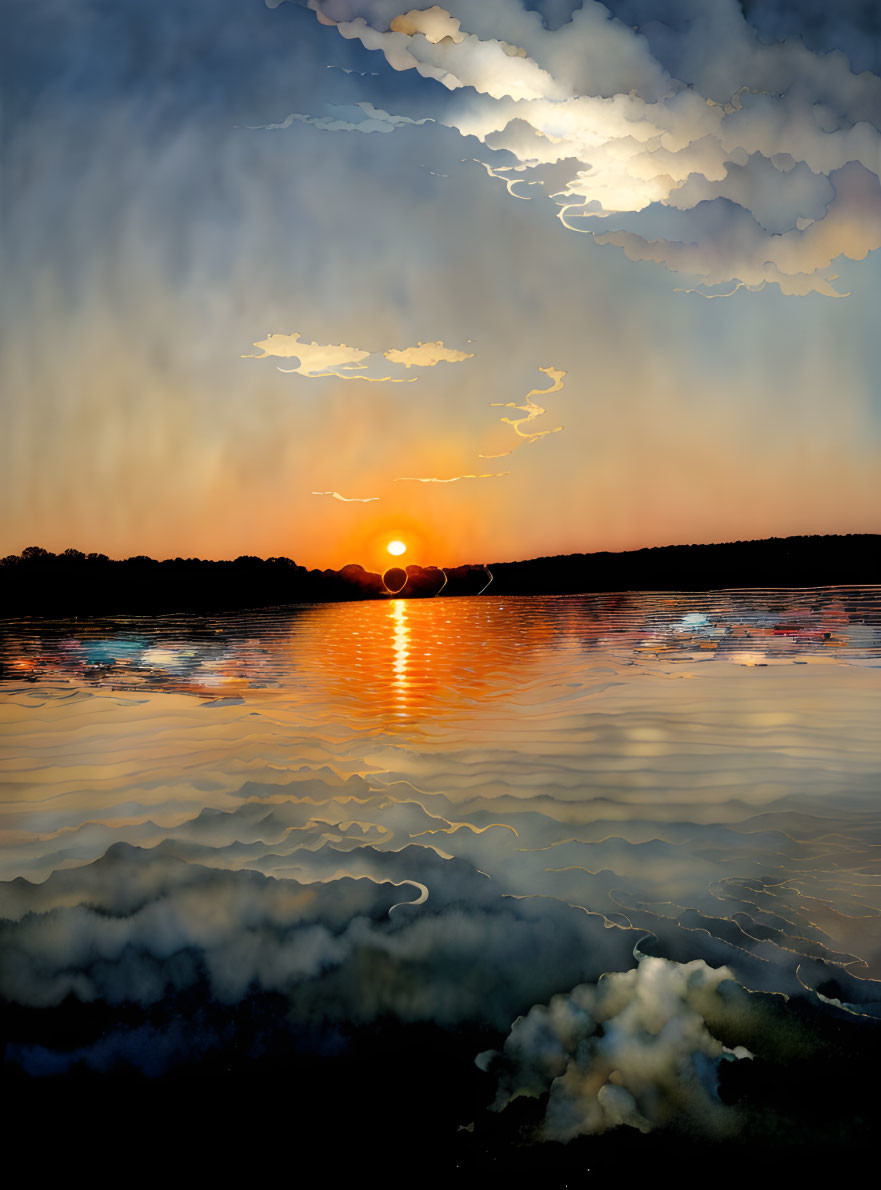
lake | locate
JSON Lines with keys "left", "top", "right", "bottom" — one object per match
{"left": 2, "top": 588, "right": 880, "bottom": 1174}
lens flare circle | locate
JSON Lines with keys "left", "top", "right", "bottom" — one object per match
{"left": 387, "top": 540, "right": 407, "bottom": 556}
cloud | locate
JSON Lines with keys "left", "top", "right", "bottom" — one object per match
{"left": 0, "top": 837, "right": 640, "bottom": 1070}
{"left": 664, "top": 152, "right": 835, "bottom": 237}
{"left": 592, "top": 162, "right": 881, "bottom": 298}
{"left": 485, "top": 953, "right": 753, "bottom": 1139}
{"left": 333, "top": 11, "right": 568, "bottom": 102}
{"left": 312, "top": 490, "right": 380, "bottom": 501}
{"left": 389, "top": 6, "right": 466, "bottom": 44}
{"left": 278, "top": 367, "right": 417, "bottom": 381}
{"left": 298, "top": 0, "right": 881, "bottom": 295}
{"left": 246, "top": 330, "right": 473, "bottom": 383}
{"left": 394, "top": 471, "right": 510, "bottom": 482}
{"left": 480, "top": 364, "right": 565, "bottom": 457}
{"left": 326, "top": 64, "right": 380, "bottom": 76}
{"left": 468, "top": 156, "right": 540, "bottom": 199}
{"left": 243, "top": 331, "right": 371, "bottom": 373}
{"left": 244, "top": 330, "right": 418, "bottom": 382}
{"left": 247, "top": 100, "right": 433, "bottom": 134}
{"left": 383, "top": 340, "right": 475, "bottom": 367}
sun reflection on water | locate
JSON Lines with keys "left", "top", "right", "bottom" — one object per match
{"left": 390, "top": 599, "right": 409, "bottom": 713}
{"left": 1, "top": 591, "right": 879, "bottom": 736}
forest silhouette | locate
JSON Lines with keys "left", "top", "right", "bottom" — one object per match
{"left": 1, "top": 535, "right": 878, "bottom": 616}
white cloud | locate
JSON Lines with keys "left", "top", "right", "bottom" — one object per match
{"left": 486, "top": 954, "right": 753, "bottom": 1138}
{"left": 383, "top": 339, "right": 475, "bottom": 367}
{"left": 389, "top": 6, "right": 466, "bottom": 44}
{"left": 243, "top": 331, "right": 371, "bottom": 373}
{"left": 243, "top": 330, "right": 423, "bottom": 382}
{"left": 335, "top": 14, "right": 568, "bottom": 101}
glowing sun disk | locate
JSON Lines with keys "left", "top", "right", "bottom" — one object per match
{"left": 387, "top": 540, "right": 407, "bottom": 556}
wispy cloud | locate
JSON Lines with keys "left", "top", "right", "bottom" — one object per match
{"left": 277, "top": 366, "right": 417, "bottom": 382}
{"left": 394, "top": 472, "right": 509, "bottom": 483}
{"left": 480, "top": 365, "right": 566, "bottom": 458}
{"left": 247, "top": 100, "right": 433, "bottom": 135}
{"left": 326, "top": 65, "right": 379, "bottom": 78}
{"left": 312, "top": 490, "right": 379, "bottom": 502}
{"left": 467, "top": 157, "right": 539, "bottom": 200}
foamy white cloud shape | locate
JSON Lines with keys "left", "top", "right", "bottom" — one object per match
{"left": 485, "top": 954, "right": 753, "bottom": 1138}
{"left": 244, "top": 330, "right": 472, "bottom": 381}
{"left": 389, "top": 5, "right": 465, "bottom": 43}
{"left": 244, "top": 331, "right": 371, "bottom": 374}
{"left": 383, "top": 340, "right": 475, "bottom": 367}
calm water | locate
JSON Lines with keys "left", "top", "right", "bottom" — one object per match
{"left": 2, "top": 589, "right": 881, "bottom": 1155}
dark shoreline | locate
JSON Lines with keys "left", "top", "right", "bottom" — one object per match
{"left": 2, "top": 534, "right": 879, "bottom": 616}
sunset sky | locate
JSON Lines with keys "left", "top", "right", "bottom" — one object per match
{"left": 3, "top": 0, "right": 880, "bottom": 570}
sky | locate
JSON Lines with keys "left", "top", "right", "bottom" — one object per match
{"left": 2, "top": 0, "right": 880, "bottom": 571}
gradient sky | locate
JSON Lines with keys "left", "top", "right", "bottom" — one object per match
{"left": 3, "top": 0, "right": 880, "bottom": 570}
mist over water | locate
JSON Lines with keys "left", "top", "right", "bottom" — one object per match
{"left": 2, "top": 589, "right": 880, "bottom": 1166}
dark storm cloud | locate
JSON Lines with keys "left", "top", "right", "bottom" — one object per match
{"left": 737, "top": 0, "right": 881, "bottom": 74}
{"left": 0, "top": 840, "right": 638, "bottom": 1025}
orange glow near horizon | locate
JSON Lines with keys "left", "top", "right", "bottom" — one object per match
{"left": 338, "top": 514, "right": 439, "bottom": 574}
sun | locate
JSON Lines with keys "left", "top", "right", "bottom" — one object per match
{"left": 387, "top": 540, "right": 407, "bottom": 557}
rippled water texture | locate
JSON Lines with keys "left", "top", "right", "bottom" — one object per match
{"left": 2, "top": 589, "right": 881, "bottom": 1151}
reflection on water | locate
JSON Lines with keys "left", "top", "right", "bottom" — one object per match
{"left": 1, "top": 588, "right": 881, "bottom": 1152}
{"left": 2, "top": 587, "right": 879, "bottom": 708}
{"left": 391, "top": 601, "right": 408, "bottom": 711}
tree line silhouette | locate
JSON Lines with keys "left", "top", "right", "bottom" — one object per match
{"left": 488, "top": 534, "right": 881, "bottom": 596}
{"left": 0, "top": 548, "right": 488, "bottom": 614}
{"left": 1, "top": 535, "right": 878, "bottom": 615}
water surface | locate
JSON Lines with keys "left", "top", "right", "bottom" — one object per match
{"left": 2, "top": 589, "right": 880, "bottom": 1160}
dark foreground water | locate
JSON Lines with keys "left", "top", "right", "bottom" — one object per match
{"left": 2, "top": 589, "right": 880, "bottom": 1178}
